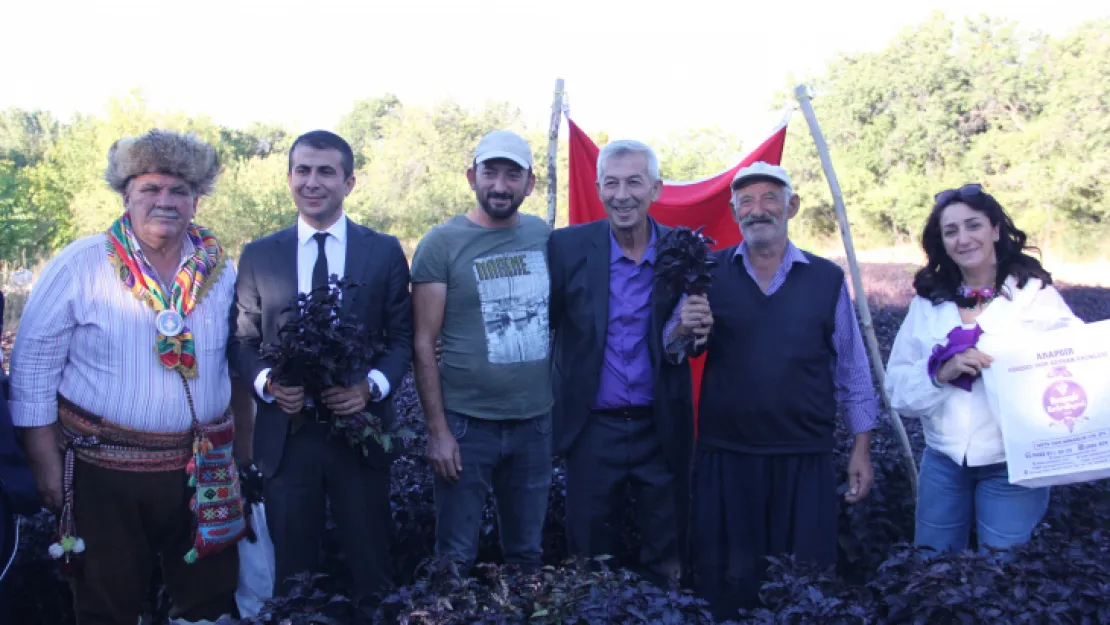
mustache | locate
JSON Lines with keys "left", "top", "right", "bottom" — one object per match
{"left": 740, "top": 214, "right": 777, "bottom": 227}
{"left": 487, "top": 192, "right": 513, "bottom": 201}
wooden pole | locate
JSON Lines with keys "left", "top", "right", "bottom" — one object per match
{"left": 546, "top": 78, "right": 565, "bottom": 227}
{"left": 793, "top": 84, "right": 919, "bottom": 498}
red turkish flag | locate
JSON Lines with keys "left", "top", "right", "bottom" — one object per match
{"left": 565, "top": 119, "right": 788, "bottom": 432}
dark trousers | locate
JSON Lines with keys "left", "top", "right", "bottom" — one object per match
{"left": 71, "top": 461, "right": 239, "bottom": 625}
{"left": 264, "top": 421, "right": 393, "bottom": 608}
{"left": 565, "top": 411, "right": 680, "bottom": 587}
{"left": 691, "top": 448, "right": 838, "bottom": 620}
{"left": 433, "top": 410, "right": 553, "bottom": 569}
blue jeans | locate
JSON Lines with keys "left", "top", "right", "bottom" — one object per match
{"left": 915, "top": 446, "right": 1049, "bottom": 556}
{"left": 433, "top": 410, "right": 552, "bottom": 569}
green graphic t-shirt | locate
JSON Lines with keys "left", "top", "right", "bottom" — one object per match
{"left": 411, "top": 213, "right": 552, "bottom": 420}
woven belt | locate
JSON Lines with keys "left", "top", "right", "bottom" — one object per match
{"left": 52, "top": 394, "right": 241, "bottom": 575}
{"left": 58, "top": 396, "right": 198, "bottom": 472}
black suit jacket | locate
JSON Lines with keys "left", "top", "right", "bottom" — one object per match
{"left": 228, "top": 218, "right": 413, "bottom": 478}
{"left": 548, "top": 218, "right": 694, "bottom": 473}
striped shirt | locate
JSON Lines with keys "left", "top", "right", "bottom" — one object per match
{"left": 9, "top": 233, "right": 236, "bottom": 432}
{"left": 667, "top": 240, "right": 878, "bottom": 435}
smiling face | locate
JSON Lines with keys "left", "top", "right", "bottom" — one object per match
{"left": 597, "top": 151, "right": 662, "bottom": 233}
{"left": 731, "top": 180, "right": 798, "bottom": 248}
{"left": 123, "top": 173, "right": 198, "bottom": 246}
{"left": 467, "top": 158, "right": 535, "bottom": 221}
{"left": 939, "top": 201, "right": 1000, "bottom": 276}
{"left": 288, "top": 144, "right": 355, "bottom": 229}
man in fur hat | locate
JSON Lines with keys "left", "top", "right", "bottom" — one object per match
{"left": 10, "top": 129, "right": 251, "bottom": 625}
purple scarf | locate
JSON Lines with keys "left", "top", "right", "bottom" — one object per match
{"left": 927, "top": 324, "right": 984, "bottom": 392}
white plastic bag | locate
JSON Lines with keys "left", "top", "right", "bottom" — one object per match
{"left": 980, "top": 319, "right": 1110, "bottom": 488}
{"left": 235, "top": 502, "right": 275, "bottom": 618}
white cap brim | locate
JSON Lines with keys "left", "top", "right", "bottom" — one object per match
{"left": 731, "top": 173, "right": 791, "bottom": 190}
{"left": 475, "top": 150, "right": 531, "bottom": 170}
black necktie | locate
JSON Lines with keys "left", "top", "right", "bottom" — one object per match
{"left": 311, "top": 232, "right": 329, "bottom": 292}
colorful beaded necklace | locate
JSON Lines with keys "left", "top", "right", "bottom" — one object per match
{"left": 955, "top": 284, "right": 996, "bottom": 309}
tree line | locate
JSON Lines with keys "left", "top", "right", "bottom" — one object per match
{"left": 1, "top": 12, "right": 1106, "bottom": 264}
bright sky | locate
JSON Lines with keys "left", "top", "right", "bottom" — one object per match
{"left": 3, "top": 0, "right": 1105, "bottom": 151}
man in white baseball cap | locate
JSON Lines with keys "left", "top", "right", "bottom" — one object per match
{"left": 411, "top": 129, "right": 554, "bottom": 572}
{"left": 667, "top": 161, "right": 878, "bottom": 617}
{"left": 472, "top": 129, "right": 534, "bottom": 171}
{"left": 730, "top": 160, "right": 793, "bottom": 188}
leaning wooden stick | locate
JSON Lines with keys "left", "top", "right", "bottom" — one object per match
{"left": 546, "top": 78, "right": 565, "bottom": 227}
{"left": 794, "top": 84, "right": 919, "bottom": 498}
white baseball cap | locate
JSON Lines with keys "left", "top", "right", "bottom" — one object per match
{"left": 473, "top": 130, "right": 533, "bottom": 170}
{"left": 730, "top": 161, "right": 793, "bottom": 191}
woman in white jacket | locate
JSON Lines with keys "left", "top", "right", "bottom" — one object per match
{"left": 885, "top": 184, "right": 1080, "bottom": 556}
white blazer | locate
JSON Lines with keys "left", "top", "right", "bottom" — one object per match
{"left": 885, "top": 276, "right": 1081, "bottom": 467}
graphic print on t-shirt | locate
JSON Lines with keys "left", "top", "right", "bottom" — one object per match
{"left": 473, "top": 250, "right": 550, "bottom": 364}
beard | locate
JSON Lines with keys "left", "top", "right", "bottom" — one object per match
{"left": 478, "top": 190, "right": 524, "bottom": 220}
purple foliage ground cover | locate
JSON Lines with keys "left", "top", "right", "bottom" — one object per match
{"left": 10, "top": 263, "right": 1110, "bottom": 624}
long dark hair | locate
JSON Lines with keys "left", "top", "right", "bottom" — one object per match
{"left": 913, "top": 184, "right": 1052, "bottom": 304}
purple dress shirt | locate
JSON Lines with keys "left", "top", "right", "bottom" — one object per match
{"left": 593, "top": 226, "right": 657, "bottom": 409}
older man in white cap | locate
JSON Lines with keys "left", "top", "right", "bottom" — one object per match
{"left": 10, "top": 129, "right": 248, "bottom": 625}
{"left": 667, "top": 161, "right": 878, "bottom": 618}
{"left": 411, "top": 129, "right": 553, "bottom": 571}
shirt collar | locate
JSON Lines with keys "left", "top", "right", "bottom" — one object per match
{"left": 297, "top": 212, "right": 348, "bottom": 246}
{"left": 609, "top": 220, "right": 658, "bottom": 265}
{"left": 181, "top": 235, "right": 196, "bottom": 260}
{"left": 733, "top": 239, "right": 808, "bottom": 270}
{"left": 129, "top": 233, "right": 198, "bottom": 293}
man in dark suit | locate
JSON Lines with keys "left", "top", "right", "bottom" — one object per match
{"left": 548, "top": 139, "right": 702, "bottom": 588}
{"left": 229, "top": 130, "right": 412, "bottom": 612}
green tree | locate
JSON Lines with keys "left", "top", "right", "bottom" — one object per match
{"left": 0, "top": 108, "right": 61, "bottom": 166}
{"left": 337, "top": 94, "right": 402, "bottom": 169}
{"left": 202, "top": 153, "right": 296, "bottom": 256}
{"left": 656, "top": 127, "right": 744, "bottom": 182}
{"left": 781, "top": 13, "right": 1110, "bottom": 255}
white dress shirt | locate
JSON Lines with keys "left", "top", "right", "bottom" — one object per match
{"left": 10, "top": 233, "right": 236, "bottom": 432}
{"left": 253, "top": 213, "right": 391, "bottom": 401}
{"left": 885, "top": 276, "right": 1081, "bottom": 467}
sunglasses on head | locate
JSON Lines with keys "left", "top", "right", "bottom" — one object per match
{"left": 934, "top": 183, "right": 984, "bottom": 206}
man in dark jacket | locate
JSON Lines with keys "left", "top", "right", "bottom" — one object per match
{"left": 0, "top": 290, "right": 43, "bottom": 618}
{"left": 548, "top": 139, "right": 697, "bottom": 587}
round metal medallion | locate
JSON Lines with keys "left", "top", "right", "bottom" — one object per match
{"left": 156, "top": 310, "right": 185, "bottom": 337}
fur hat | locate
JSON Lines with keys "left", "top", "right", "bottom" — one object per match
{"left": 105, "top": 129, "right": 221, "bottom": 196}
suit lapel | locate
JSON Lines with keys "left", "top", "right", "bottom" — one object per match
{"left": 273, "top": 227, "right": 299, "bottom": 320}
{"left": 649, "top": 220, "right": 670, "bottom": 369}
{"left": 587, "top": 221, "right": 611, "bottom": 348}
{"left": 341, "top": 218, "right": 371, "bottom": 319}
